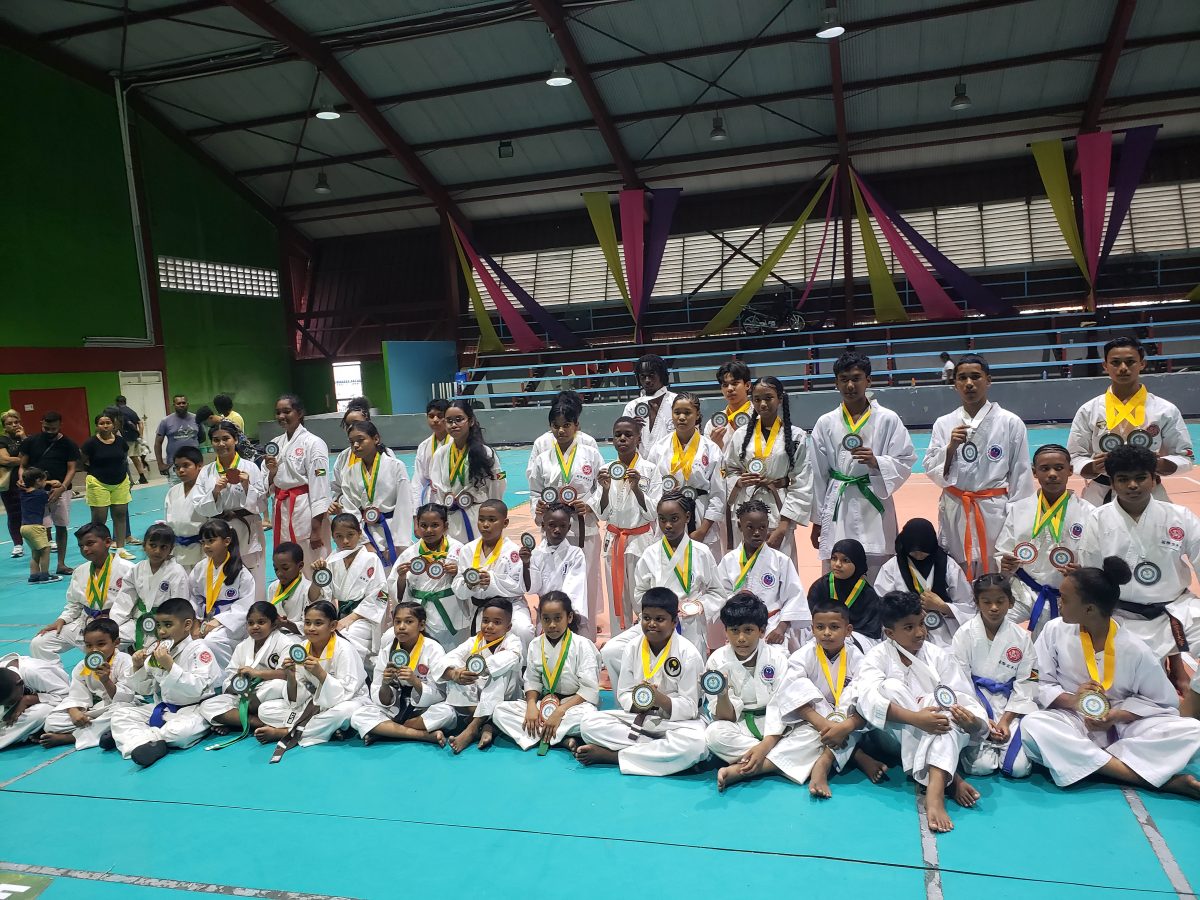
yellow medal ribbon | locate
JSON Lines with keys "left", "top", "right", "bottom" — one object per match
{"left": 216, "top": 452, "right": 242, "bottom": 475}
{"left": 640, "top": 635, "right": 674, "bottom": 681}
{"left": 418, "top": 538, "right": 449, "bottom": 561}
{"left": 305, "top": 634, "right": 337, "bottom": 662}
{"left": 753, "top": 417, "right": 781, "bottom": 460}
{"left": 472, "top": 539, "right": 503, "bottom": 571}
{"left": 81, "top": 652, "right": 113, "bottom": 677}
{"left": 733, "top": 544, "right": 762, "bottom": 590}
{"left": 1105, "top": 386, "right": 1146, "bottom": 430}
{"left": 205, "top": 554, "right": 230, "bottom": 615}
{"left": 471, "top": 633, "right": 505, "bottom": 654}
{"left": 553, "top": 440, "right": 578, "bottom": 484}
{"left": 271, "top": 576, "right": 302, "bottom": 608}
{"left": 447, "top": 442, "right": 469, "bottom": 486}
{"left": 358, "top": 452, "right": 380, "bottom": 503}
{"left": 1079, "top": 620, "right": 1117, "bottom": 692}
{"left": 907, "top": 562, "right": 931, "bottom": 593}
{"left": 841, "top": 403, "right": 872, "bottom": 436}
{"left": 816, "top": 644, "right": 847, "bottom": 706}
{"left": 662, "top": 537, "right": 692, "bottom": 593}
{"left": 540, "top": 630, "right": 573, "bottom": 694}
{"left": 829, "top": 573, "right": 866, "bottom": 608}
{"left": 394, "top": 634, "right": 424, "bottom": 671}
{"left": 1032, "top": 490, "right": 1069, "bottom": 542}
{"left": 86, "top": 556, "right": 113, "bottom": 609}
{"left": 724, "top": 400, "right": 751, "bottom": 420}
{"left": 670, "top": 430, "right": 701, "bottom": 480}
{"left": 431, "top": 434, "right": 450, "bottom": 454}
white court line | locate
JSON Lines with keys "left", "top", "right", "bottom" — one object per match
{"left": 914, "top": 793, "right": 944, "bottom": 900}
{"left": 1122, "top": 788, "right": 1197, "bottom": 899}
{"left": 0, "top": 749, "right": 73, "bottom": 790}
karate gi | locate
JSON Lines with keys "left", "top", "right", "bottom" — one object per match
{"left": 110, "top": 636, "right": 221, "bottom": 758}
{"left": 924, "top": 402, "right": 1034, "bottom": 578}
{"left": 1068, "top": 388, "right": 1193, "bottom": 506}
{"left": 722, "top": 420, "right": 813, "bottom": 563}
{"left": 198, "top": 631, "right": 299, "bottom": 722}
{"left": 623, "top": 387, "right": 678, "bottom": 451}
{"left": 314, "top": 548, "right": 389, "bottom": 661}
{"left": 257, "top": 635, "right": 367, "bottom": 747}
{"left": 331, "top": 445, "right": 395, "bottom": 503}
{"left": 193, "top": 458, "right": 268, "bottom": 599}
{"left": 810, "top": 401, "right": 915, "bottom": 571}
{"left": 528, "top": 437, "right": 604, "bottom": 634}
{"left": 598, "top": 455, "right": 660, "bottom": 636}
{"left": 187, "top": 559, "right": 257, "bottom": 670}
{"left": 855, "top": 638, "right": 984, "bottom": 786}
{"left": 164, "top": 482, "right": 206, "bottom": 570}
{"left": 1021, "top": 618, "right": 1200, "bottom": 787}
{"left": 875, "top": 556, "right": 974, "bottom": 647}
{"left": 524, "top": 540, "right": 589, "bottom": 631}
{"left": 335, "top": 452, "right": 413, "bottom": 567}
{"left": 426, "top": 631, "right": 524, "bottom": 732}
{"left": 412, "top": 434, "right": 451, "bottom": 510}
{"left": 389, "top": 538, "right": 468, "bottom": 650}
{"left": 31, "top": 556, "right": 134, "bottom": 661}
{"left": 579, "top": 634, "right": 709, "bottom": 776}
{"left": 993, "top": 491, "right": 1094, "bottom": 635}
{"left": 950, "top": 615, "right": 1038, "bottom": 777}
{"left": 703, "top": 641, "right": 792, "bottom": 765}
{"left": 648, "top": 430, "right": 727, "bottom": 558}
{"left": 43, "top": 651, "right": 133, "bottom": 749}
{"left": 264, "top": 574, "right": 311, "bottom": 625}
{"left": 428, "top": 442, "right": 505, "bottom": 545}
{"left": 492, "top": 632, "right": 601, "bottom": 749}
{"left": 451, "top": 538, "right": 534, "bottom": 650}
{"left": 0, "top": 654, "right": 69, "bottom": 750}
{"left": 111, "top": 558, "right": 191, "bottom": 648}
{"left": 1077, "top": 498, "right": 1200, "bottom": 660}
{"left": 350, "top": 634, "right": 448, "bottom": 737}
{"left": 603, "top": 536, "right": 722, "bottom": 682}
{"left": 269, "top": 424, "right": 333, "bottom": 568}
{"left": 525, "top": 430, "right": 598, "bottom": 485}
{"left": 716, "top": 543, "right": 809, "bottom": 642}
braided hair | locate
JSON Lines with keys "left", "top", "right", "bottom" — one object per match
{"left": 737, "top": 376, "right": 798, "bottom": 470}
{"left": 658, "top": 490, "right": 697, "bottom": 535}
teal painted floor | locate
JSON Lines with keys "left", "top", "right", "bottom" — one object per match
{"left": 1, "top": 426, "right": 1198, "bottom": 899}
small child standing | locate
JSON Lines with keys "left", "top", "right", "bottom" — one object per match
{"left": 18, "top": 467, "right": 62, "bottom": 584}
{"left": 188, "top": 519, "right": 256, "bottom": 670}
{"left": 41, "top": 618, "right": 132, "bottom": 749}
{"left": 0, "top": 652, "right": 69, "bottom": 750}
{"left": 309, "top": 514, "right": 388, "bottom": 662}
{"left": 112, "top": 523, "right": 191, "bottom": 649}
{"left": 265, "top": 542, "right": 310, "bottom": 628}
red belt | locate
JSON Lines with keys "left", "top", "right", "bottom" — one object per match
{"left": 945, "top": 486, "right": 1007, "bottom": 580}
{"left": 274, "top": 485, "right": 310, "bottom": 545}
{"left": 605, "top": 521, "right": 652, "bottom": 631}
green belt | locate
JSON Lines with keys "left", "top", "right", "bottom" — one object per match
{"left": 742, "top": 708, "right": 765, "bottom": 740}
{"left": 409, "top": 586, "right": 456, "bottom": 633}
{"left": 829, "top": 469, "right": 884, "bottom": 521}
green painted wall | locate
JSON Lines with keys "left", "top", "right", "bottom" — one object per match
{"left": 360, "top": 359, "right": 390, "bottom": 414}
{"left": 291, "top": 360, "right": 335, "bottom": 415}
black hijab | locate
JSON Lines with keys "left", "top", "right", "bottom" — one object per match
{"left": 808, "top": 538, "right": 881, "bottom": 639}
{"left": 895, "top": 518, "right": 950, "bottom": 601}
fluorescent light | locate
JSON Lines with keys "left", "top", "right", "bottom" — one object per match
{"left": 546, "top": 63, "right": 573, "bottom": 87}
{"left": 816, "top": 5, "right": 844, "bottom": 39}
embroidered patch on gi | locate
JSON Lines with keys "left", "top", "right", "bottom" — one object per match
{"left": 761, "top": 573, "right": 776, "bottom": 587}
{"left": 159, "top": 581, "right": 169, "bottom": 591}
{"left": 582, "top": 464, "right": 593, "bottom": 476}
{"left": 1029, "top": 668, "right": 1039, "bottom": 682}
{"left": 1070, "top": 523, "right": 1084, "bottom": 539}
{"left": 268, "top": 653, "right": 281, "bottom": 667}
{"left": 1005, "top": 647, "right": 1023, "bottom": 663}
{"left": 761, "top": 665, "right": 776, "bottom": 682}
{"left": 367, "top": 566, "right": 375, "bottom": 578}
{"left": 199, "top": 650, "right": 213, "bottom": 664}
{"left": 376, "top": 589, "right": 388, "bottom": 601}
{"left": 702, "top": 454, "right": 709, "bottom": 466}
{"left": 225, "top": 588, "right": 236, "bottom": 598}
{"left": 510, "top": 551, "right": 520, "bottom": 563}
{"left": 1169, "top": 526, "right": 1184, "bottom": 541}
{"left": 987, "top": 444, "right": 1004, "bottom": 461}
{"left": 293, "top": 447, "right": 305, "bottom": 457}
{"left": 1147, "top": 424, "right": 1160, "bottom": 436}
{"left": 664, "top": 657, "right": 682, "bottom": 677}
{"left": 417, "top": 663, "right": 430, "bottom": 676}
{"left": 315, "top": 468, "right": 326, "bottom": 477}
{"left": 115, "top": 578, "right": 123, "bottom": 588}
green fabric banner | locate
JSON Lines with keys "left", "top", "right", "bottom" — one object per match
{"left": 583, "top": 192, "right": 633, "bottom": 315}
{"left": 1031, "top": 139, "right": 1090, "bottom": 283}
{"left": 451, "top": 229, "right": 504, "bottom": 354}
{"left": 700, "top": 170, "right": 834, "bottom": 336}
{"left": 849, "top": 174, "right": 907, "bottom": 324}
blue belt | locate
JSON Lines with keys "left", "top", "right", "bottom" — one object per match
{"left": 971, "top": 674, "right": 1014, "bottom": 722}
{"left": 449, "top": 501, "right": 474, "bottom": 541}
{"left": 148, "top": 701, "right": 181, "bottom": 728}
{"left": 1001, "top": 721, "right": 1024, "bottom": 776}
{"left": 176, "top": 534, "right": 201, "bottom": 547}
{"left": 363, "top": 509, "right": 398, "bottom": 567}
{"left": 82, "top": 607, "right": 107, "bottom": 619}
{"left": 1016, "top": 568, "right": 1059, "bottom": 631}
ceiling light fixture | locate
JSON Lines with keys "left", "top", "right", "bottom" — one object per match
{"left": 816, "top": 3, "right": 844, "bottom": 39}
{"left": 709, "top": 114, "right": 729, "bottom": 142}
{"left": 546, "top": 62, "right": 573, "bottom": 87}
{"left": 314, "top": 98, "right": 341, "bottom": 121}
{"left": 314, "top": 171, "right": 332, "bottom": 194}
{"left": 498, "top": 140, "right": 514, "bottom": 159}
{"left": 950, "top": 79, "right": 972, "bottom": 110}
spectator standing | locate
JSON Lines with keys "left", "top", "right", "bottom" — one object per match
{"left": 213, "top": 393, "right": 245, "bottom": 434}
{"left": 114, "top": 395, "right": 149, "bottom": 485}
{"left": 154, "top": 395, "right": 200, "bottom": 482}
{"left": 18, "top": 410, "right": 80, "bottom": 574}
{"left": 81, "top": 408, "right": 134, "bottom": 559}
{"left": 1, "top": 410, "right": 26, "bottom": 557}
{"left": 940, "top": 352, "right": 954, "bottom": 384}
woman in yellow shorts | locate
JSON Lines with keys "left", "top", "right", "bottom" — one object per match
{"left": 81, "top": 408, "right": 135, "bottom": 559}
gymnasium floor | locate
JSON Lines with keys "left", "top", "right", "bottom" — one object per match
{"left": 1, "top": 426, "right": 1198, "bottom": 900}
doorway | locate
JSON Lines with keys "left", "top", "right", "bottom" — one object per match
{"left": 118, "top": 371, "right": 167, "bottom": 441}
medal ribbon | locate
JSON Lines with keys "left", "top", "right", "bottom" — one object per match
{"left": 1032, "top": 490, "right": 1069, "bottom": 541}
{"left": 841, "top": 403, "right": 872, "bottom": 436}
{"left": 734, "top": 545, "right": 762, "bottom": 590}
{"left": 670, "top": 431, "right": 701, "bottom": 480}
{"left": 81, "top": 652, "right": 112, "bottom": 677}
{"left": 907, "top": 561, "right": 931, "bottom": 593}
{"left": 553, "top": 440, "right": 578, "bottom": 483}
{"left": 305, "top": 635, "right": 337, "bottom": 662}
{"left": 540, "top": 630, "right": 573, "bottom": 694}
{"left": 753, "top": 417, "right": 781, "bottom": 460}
{"left": 1105, "top": 386, "right": 1146, "bottom": 430}
{"left": 394, "top": 634, "right": 424, "bottom": 671}
{"left": 472, "top": 539, "right": 503, "bottom": 571}
{"left": 663, "top": 537, "right": 692, "bottom": 593}
{"left": 205, "top": 555, "right": 229, "bottom": 615}
{"left": 86, "top": 556, "right": 112, "bottom": 609}
{"left": 724, "top": 401, "right": 751, "bottom": 420}
{"left": 640, "top": 635, "right": 673, "bottom": 680}
{"left": 216, "top": 452, "right": 242, "bottom": 475}
{"left": 418, "top": 538, "right": 449, "bottom": 561}
{"left": 447, "top": 442, "right": 469, "bottom": 486}
{"left": 1079, "top": 620, "right": 1117, "bottom": 691}
{"left": 471, "top": 633, "right": 505, "bottom": 654}
{"left": 816, "top": 644, "right": 847, "bottom": 706}
{"left": 271, "top": 576, "right": 302, "bottom": 608}
{"left": 358, "top": 452, "right": 380, "bottom": 503}
{"left": 828, "top": 573, "right": 866, "bottom": 608}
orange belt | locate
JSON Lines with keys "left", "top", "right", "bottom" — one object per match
{"left": 945, "top": 485, "right": 1007, "bottom": 579}
{"left": 274, "top": 485, "right": 309, "bottom": 545}
{"left": 605, "top": 521, "right": 652, "bottom": 630}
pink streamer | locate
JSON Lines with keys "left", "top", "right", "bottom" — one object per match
{"left": 450, "top": 221, "right": 544, "bottom": 352}
{"left": 853, "top": 171, "right": 962, "bottom": 320}
{"left": 1077, "top": 130, "right": 1113, "bottom": 284}
{"left": 619, "top": 190, "right": 646, "bottom": 318}
{"left": 796, "top": 169, "right": 840, "bottom": 310}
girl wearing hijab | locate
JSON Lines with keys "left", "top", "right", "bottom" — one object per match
{"left": 875, "top": 518, "right": 973, "bottom": 646}
{"left": 806, "top": 538, "right": 883, "bottom": 646}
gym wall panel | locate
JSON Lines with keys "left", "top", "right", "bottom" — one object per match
{"left": 0, "top": 371, "right": 121, "bottom": 428}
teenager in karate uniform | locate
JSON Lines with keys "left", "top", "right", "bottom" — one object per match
{"left": 492, "top": 592, "right": 600, "bottom": 752}
{"left": 703, "top": 361, "right": 754, "bottom": 458}
{"left": 528, "top": 395, "right": 604, "bottom": 634}
{"left": 717, "top": 500, "right": 807, "bottom": 648}
{"left": 597, "top": 417, "right": 659, "bottom": 639}
{"left": 650, "top": 393, "right": 725, "bottom": 557}
{"left": 856, "top": 590, "right": 987, "bottom": 833}
{"left": 806, "top": 539, "right": 883, "bottom": 645}
{"left": 31, "top": 523, "right": 133, "bottom": 662}
{"left": 576, "top": 589, "right": 709, "bottom": 776}
{"left": 164, "top": 447, "right": 207, "bottom": 570}
{"left": 351, "top": 602, "right": 449, "bottom": 747}
{"left": 187, "top": 520, "right": 256, "bottom": 670}
{"left": 1021, "top": 558, "right": 1200, "bottom": 799}
{"left": 193, "top": 419, "right": 268, "bottom": 599}
{"left": 1068, "top": 336, "right": 1193, "bottom": 506}
{"left": 309, "top": 514, "right": 389, "bottom": 662}
{"left": 622, "top": 353, "right": 677, "bottom": 459}
{"left": 199, "top": 602, "right": 297, "bottom": 731}
{"left": 451, "top": 500, "right": 533, "bottom": 650}
{"left": 1076, "top": 445, "right": 1200, "bottom": 690}
{"left": 524, "top": 391, "right": 598, "bottom": 486}
{"left": 411, "top": 399, "right": 450, "bottom": 511}
{"left": 876, "top": 519, "right": 973, "bottom": 647}
{"left": 603, "top": 494, "right": 723, "bottom": 682}
{"left": 0, "top": 653, "right": 69, "bottom": 750}
{"left": 522, "top": 505, "right": 588, "bottom": 632}
{"left": 110, "top": 597, "right": 222, "bottom": 766}
{"left": 810, "top": 352, "right": 915, "bottom": 579}
{"left": 995, "top": 445, "right": 1093, "bottom": 636}
{"left": 429, "top": 400, "right": 505, "bottom": 545}
{"left": 332, "top": 421, "right": 412, "bottom": 568}
{"left": 923, "top": 355, "right": 1034, "bottom": 579}
{"left": 41, "top": 618, "right": 132, "bottom": 749}
{"left": 111, "top": 523, "right": 190, "bottom": 649}
{"left": 265, "top": 393, "right": 332, "bottom": 571}
{"left": 951, "top": 575, "right": 1038, "bottom": 778}
{"left": 327, "top": 398, "right": 373, "bottom": 502}
{"left": 390, "top": 504, "right": 466, "bottom": 651}
{"left": 254, "top": 600, "right": 366, "bottom": 749}
{"left": 265, "top": 543, "right": 310, "bottom": 628}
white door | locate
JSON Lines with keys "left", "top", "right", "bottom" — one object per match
{"left": 118, "top": 371, "right": 167, "bottom": 443}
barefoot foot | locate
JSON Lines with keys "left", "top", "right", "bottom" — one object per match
{"left": 254, "top": 726, "right": 287, "bottom": 744}
{"left": 857, "top": 753, "right": 890, "bottom": 784}
{"left": 951, "top": 774, "right": 980, "bottom": 808}
{"left": 1162, "top": 773, "right": 1200, "bottom": 800}
{"left": 926, "top": 795, "right": 954, "bottom": 833}
{"left": 717, "top": 765, "right": 748, "bottom": 792}
{"left": 477, "top": 725, "right": 495, "bottom": 751}
{"left": 38, "top": 732, "right": 74, "bottom": 748}
{"left": 573, "top": 743, "right": 618, "bottom": 766}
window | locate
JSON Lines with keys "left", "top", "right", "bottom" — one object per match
{"left": 157, "top": 256, "right": 279, "bottom": 298}
{"left": 333, "top": 361, "right": 363, "bottom": 413}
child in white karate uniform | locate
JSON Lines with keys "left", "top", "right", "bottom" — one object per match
{"left": 199, "top": 602, "right": 297, "bottom": 737}
{"left": 309, "top": 514, "right": 389, "bottom": 662}
{"left": 525, "top": 391, "right": 599, "bottom": 486}
{"left": 1021, "top": 557, "right": 1200, "bottom": 799}
{"left": 333, "top": 421, "right": 413, "bottom": 567}
{"left": 265, "top": 393, "right": 332, "bottom": 571}
{"left": 577, "top": 588, "right": 709, "bottom": 776}
{"left": 429, "top": 400, "right": 506, "bottom": 545}
{"left": 856, "top": 590, "right": 988, "bottom": 833}
{"left": 188, "top": 519, "right": 256, "bottom": 670}
{"left": 0, "top": 653, "right": 69, "bottom": 750}
{"left": 411, "top": 399, "right": 451, "bottom": 511}
{"left": 266, "top": 542, "right": 310, "bottom": 628}
{"left": 521, "top": 504, "right": 588, "bottom": 632}
{"left": 390, "top": 504, "right": 466, "bottom": 650}
{"left": 951, "top": 574, "right": 1038, "bottom": 778}
{"left": 876, "top": 519, "right": 974, "bottom": 647}
{"left": 649, "top": 393, "right": 726, "bottom": 561}
{"left": 352, "top": 602, "right": 448, "bottom": 747}
{"left": 41, "top": 618, "right": 132, "bottom": 750}
{"left": 451, "top": 500, "right": 534, "bottom": 650}
{"left": 164, "top": 447, "right": 206, "bottom": 570}
{"left": 31, "top": 522, "right": 134, "bottom": 662}
{"left": 493, "top": 592, "right": 600, "bottom": 752}
{"left": 112, "top": 523, "right": 191, "bottom": 649}
{"left": 110, "top": 597, "right": 222, "bottom": 767}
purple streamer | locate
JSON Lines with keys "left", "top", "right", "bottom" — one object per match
{"left": 854, "top": 172, "right": 1011, "bottom": 318}
{"left": 641, "top": 188, "right": 682, "bottom": 304}
{"left": 1100, "top": 125, "right": 1158, "bottom": 268}
{"left": 483, "top": 254, "right": 582, "bottom": 349}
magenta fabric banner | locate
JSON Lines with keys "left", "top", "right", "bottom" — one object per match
{"left": 450, "top": 221, "right": 544, "bottom": 352}
{"left": 853, "top": 171, "right": 962, "bottom": 320}
{"left": 619, "top": 190, "right": 646, "bottom": 317}
{"left": 796, "top": 168, "right": 840, "bottom": 310}
{"left": 483, "top": 254, "right": 581, "bottom": 349}
{"left": 1101, "top": 125, "right": 1158, "bottom": 267}
{"left": 641, "top": 188, "right": 682, "bottom": 306}
{"left": 1076, "top": 130, "right": 1113, "bottom": 284}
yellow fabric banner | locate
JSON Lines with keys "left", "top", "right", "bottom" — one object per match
{"left": 849, "top": 174, "right": 907, "bottom": 324}
{"left": 451, "top": 229, "right": 504, "bottom": 353}
{"left": 583, "top": 192, "right": 633, "bottom": 315}
{"left": 1031, "top": 139, "right": 1090, "bottom": 283}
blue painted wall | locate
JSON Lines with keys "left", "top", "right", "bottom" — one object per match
{"left": 382, "top": 340, "right": 457, "bottom": 414}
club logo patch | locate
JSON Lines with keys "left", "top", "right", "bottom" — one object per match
{"left": 225, "top": 588, "right": 236, "bottom": 598}
{"left": 761, "top": 665, "right": 776, "bottom": 682}
{"left": 269, "top": 653, "right": 281, "bottom": 667}
{"left": 160, "top": 581, "right": 169, "bottom": 592}
{"left": 510, "top": 551, "right": 520, "bottom": 562}
{"left": 1070, "top": 523, "right": 1084, "bottom": 539}
{"left": 199, "top": 650, "right": 213, "bottom": 663}
{"left": 1147, "top": 424, "right": 1160, "bottom": 436}
{"left": 988, "top": 444, "right": 1004, "bottom": 461}
{"left": 114, "top": 578, "right": 123, "bottom": 589}
{"left": 702, "top": 454, "right": 709, "bottom": 466}
{"left": 293, "top": 447, "right": 305, "bottom": 457}
{"left": 367, "top": 566, "right": 375, "bottom": 578}
{"left": 1005, "top": 647, "right": 1023, "bottom": 663}
{"left": 1169, "top": 526, "right": 1184, "bottom": 541}
{"left": 761, "top": 573, "right": 776, "bottom": 587}
{"left": 582, "top": 465, "right": 592, "bottom": 476}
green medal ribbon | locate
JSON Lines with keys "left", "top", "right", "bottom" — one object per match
{"left": 204, "top": 677, "right": 261, "bottom": 751}
{"left": 1031, "top": 490, "right": 1069, "bottom": 542}
{"left": 540, "top": 631, "right": 573, "bottom": 695}
{"left": 828, "top": 573, "right": 866, "bottom": 608}
{"left": 358, "top": 452, "right": 380, "bottom": 504}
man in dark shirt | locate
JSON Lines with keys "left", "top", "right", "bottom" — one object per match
{"left": 114, "top": 395, "right": 149, "bottom": 485}
{"left": 18, "top": 411, "right": 80, "bottom": 574}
